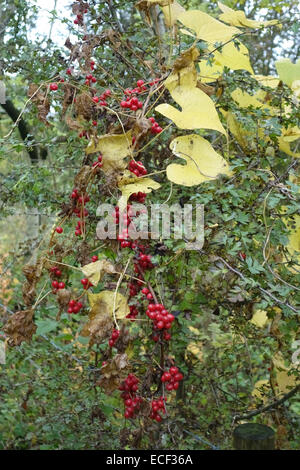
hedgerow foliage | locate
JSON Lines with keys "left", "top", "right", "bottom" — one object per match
{"left": 0, "top": 0, "right": 299, "bottom": 450}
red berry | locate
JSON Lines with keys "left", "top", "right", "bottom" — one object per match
{"left": 50, "top": 83, "right": 58, "bottom": 91}
{"left": 169, "top": 366, "right": 178, "bottom": 375}
{"left": 137, "top": 80, "right": 144, "bottom": 87}
{"left": 55, "top": 226, "right": 63, "bottom": 234}
{"left": 51, "top": 280, "right": 59, "bottom": 289}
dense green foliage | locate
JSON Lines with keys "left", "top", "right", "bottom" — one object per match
{"left": 0, "top": 0, "right": 299, "bottom": 450}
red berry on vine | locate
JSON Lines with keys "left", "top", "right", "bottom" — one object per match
{"left": 51, "top": 280, "right": 59, "bottom": 289}
{"left": 50, "top": 83, "right": 58, "bottom": 91}
{"left": 55, "top": 226, "right": 63, "bottom": 233}
{"left": 58, "top": 282, "right": 65, "bottom": 289}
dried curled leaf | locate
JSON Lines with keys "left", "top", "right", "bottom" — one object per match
{"left": 4, "top": 310, "right": 37, "bottom": 347}
{"left": 86, "top": 131, "right": 132, "bottom": 173}
{"left": 28, "top": 84, "right": 50, "bottom": 124}
{"left": 167, "top": 134, "right": 231, "bottom": 186}
{"left": 97, "top": 353, "right": 129, "bottom": 394}
{"left": 117, "top": 171, "right": 160, "bottom": 212}
{"left": 81, "top": 310, "right": 113, "bottom": 345}
{"left": 22, "top": 259, "right": 44, "bottom": 307}
{"left": 81, "top": 259, "right": 115, "bottom": 286}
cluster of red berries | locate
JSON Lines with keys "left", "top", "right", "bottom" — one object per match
{"left": 148, "top": 116, "right": 162, "bottom": 134}
{"left": 73, "top": 3, "right": 88, "bottom": 25}
{"left": 70, "top": 188, "right": 90, "bottom": 234}
{"left": 119, "top": 374, "right": 142, "bottom": 419}
{"left": 108, "top": 328, "right": 120, "bottom": 348}
{"left": 145, "top": 303, "right": 175, "bottom": 334}
{"left": 50, "top": 266, "right": 62, "bottom": 278}
{"left": 92, "top": 89, "right": 111, "bottom": 107}
{"left": 80, "top": 278, "right": 93, "bottom": 289}
{"left": 67, "top": 299, "right": 83, "bottom": 314}
{"left": 150, "top": 396, "right": 166, "bottom": 422}
{"left": 136, "top": 253, "right": 153, "bottom": 271}
{"left": 161, "top": 366, "right": 183, "bottom": 391}
{"left": 128, "top": 160, "right": 147, "bottom": 177}
{"left": 92, "top": 154, "right": 103, "bottom": 169}
{"left": 91, "top": 255, "right": 98, "bottom": 262}
{"left": 51, "top": 280, "right": 65, "bottom": 290}
{"left": 84, "top": 73, "right": 97, "bottom": 86}
{"left": 75, "top": 220, "right": 84, "bottom": 236}
{"left": 126, "top": 305, "right": 139, "bottom": 320}
{"left": 141, "top": 287, "right": 153, "bottom": 301}
{"left": 120, "top": 96, "right": 143, "bottom": 111}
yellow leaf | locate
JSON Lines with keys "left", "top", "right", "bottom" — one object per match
{"left": 81, "top": 259, "right": 115, "bottom": 286}
{"left": 231, "top": 87, "right": 268, "bottom": 109}
{"left": 167, "top": 134, "right": 231, "bottom": 186}
{"left": 254, "top": 75, "right": 280, "bottom": 89}
{"left": 161, "top": 0, "right": 185, "bottom": 27}
{"left": 156, "top": 65, "right": 226, "bottom": 134}
{"left": 209, "top": 41, "right": 253, "bottom": 75}
{"left": 275, "top": 58, "right": 300, "bottom": 88}
{"left": 252, "top": 379, "right": 270, "bottom": 403}
{"left": 88, "top": 290, "right": 129, "bottom": 319}
{"left": 117, "top": 171, "right": 160, "bottom": 212}
{"left": 86, "top": 131, "right": 132, "bottom": 172}
{"left": 218, "top": 2, "right": 279, "bottom": 29}
{"left": 186, "top": 342, "right": 203, "bottom": 361}
{"left": 221, "top": 109, "right": 253, "bottom": 152}
{"left": 250, "top": 309, "right": 269, "bottom": 328}
{"left": 272, "top": 353, "right": 299, "bottom": 394}
{"left": 198, "top": 60, "right": 224, "bottom": 84}
{"left": 177, "top": 10, "right": 240, "bottom": 43}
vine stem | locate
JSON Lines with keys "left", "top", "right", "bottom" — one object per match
{"left": 112, "top": 257, "right": 131, "bottom": 330}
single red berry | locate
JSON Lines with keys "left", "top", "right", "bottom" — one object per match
{"left": 50, "top": 83, "right": 58, "bottom": 91}
{"left": 58, "top": 282, "right": 65, "bottom": 289}
{"left": 55, "top": 226, "right": 63, "bottom": 234}
{"left": 51, "top": 280, "right": 59, "bottom": 289}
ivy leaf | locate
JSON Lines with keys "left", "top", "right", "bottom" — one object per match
{"left": 166, "top": 134, "right": 231, "bottom": 186}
